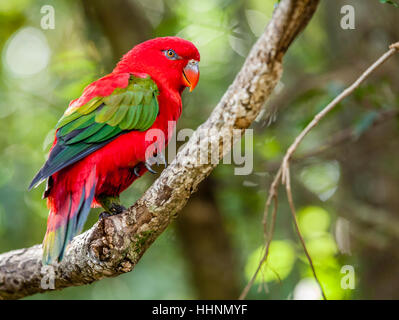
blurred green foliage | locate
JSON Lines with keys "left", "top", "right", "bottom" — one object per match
{"left": 1, "top": 0, "right": 399, "bottom": 300}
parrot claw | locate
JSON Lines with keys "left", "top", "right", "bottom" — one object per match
{"left": 98, "top": 204, "right": 126, "bottom": 220}
{"left": 133, "top": 165, "right": 141, "bottom": 177}
{"left": 145, "top": 161, "right": 157, "bottom": 174}
{"left": 110, "top": 204, "right": 126, "bottom": 215}
{"left": 144, "top": 152, "right": 167, "bottom": 174}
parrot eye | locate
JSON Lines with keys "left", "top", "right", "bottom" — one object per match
{"left": 164, "top": 49, "right": 179, "bottom": 60}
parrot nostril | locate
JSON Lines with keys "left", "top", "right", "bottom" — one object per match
{"left": 188, "top": 59, "right": 198, "bottom": 66}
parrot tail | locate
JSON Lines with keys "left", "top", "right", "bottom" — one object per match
{"left": 42, "top": 167, "right": 97, "bottom": 265}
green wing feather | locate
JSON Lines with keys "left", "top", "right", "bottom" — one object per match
{"left": 57, "top": 75, "right": 159, "bottom": 132}
{"left": 56, "top": 74, "right": 159, "bottom": 155}
{"left": 28, "top": 74, "right": 159, "bottom": 189}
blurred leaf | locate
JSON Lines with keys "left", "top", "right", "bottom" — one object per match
{"left": 353, "top": 111, "right": 379, "bottom": 139}
{"left": 299, "top": 160, "right": 340, "bottom": 201}
{"left": 42, "top": 129, "right": 56, "bottom": 152}
{"left": 292, "top": 88, "right": 326, "bottom": 106}
{"left": 301, "top": 269, "right": 347, "bottom": 300}
{"left": 304, "top": 234, "right": 338, "bottom": 263}
{"left": 326, "top": 81, "right": 345, "bottom": 98}
{"left": 258, "top": 136, "right": 281, "bottom": 160}
{"left": 0, "top": 0, "right": 31, "bottom": 15}
{"left": 298, "top": 232, "right": 345, "bottom": 299}
{"left": 0, "top": 204, "right": 6, "bottom": 236}
{"left": 0, "top": 156, "right": 14, "bottom": 187}
{"left": 379, "top": 0, "right": 399, "bottom": 8}
{"left": 245, "top": 10, "right": 268, "bottom": 37}
{"left": 297, "top": 206, "right": 331, "bottom": 239}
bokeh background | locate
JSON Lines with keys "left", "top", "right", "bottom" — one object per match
{"left": 0, "top": 0, "right": 399, "bottom": 299}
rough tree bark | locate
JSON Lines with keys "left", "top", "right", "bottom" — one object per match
{"left": 0, "top": 0, "right": 319, "bottom": 300}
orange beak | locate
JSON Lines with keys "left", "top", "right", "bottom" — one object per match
{"left": 182, "top": 60, "right": 199, "bottom": 92}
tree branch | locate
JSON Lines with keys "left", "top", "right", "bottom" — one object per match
{"left": 0, "top": 0, "right": 319, "bottom": 300}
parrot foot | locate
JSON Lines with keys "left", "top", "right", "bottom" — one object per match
{"left": 99, "top": 211, "right": 111, "bottom": 220}
{"left": 109, "top": 204, "right": 126, "bottom": 215}
{"left": 133, "top": 165, "right": 141, "bottom": 177}
{"left": 98, "top": 205, "right": 126, "bottom": 220}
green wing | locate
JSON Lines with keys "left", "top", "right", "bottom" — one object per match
{"left": 29, "top": 74, "right": 159, "bottom": 189}
{"left": 57, "top": 75, "right": 159, "bottom": 132}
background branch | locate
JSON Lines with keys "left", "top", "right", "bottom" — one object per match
{"left": 266, "top": 108, "right": 399, "bottom": 171}
{"left": 240, "top": 41, "right": 399, "bottom": 300}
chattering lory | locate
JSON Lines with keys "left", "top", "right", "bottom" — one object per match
{"left": 29, "top": 37, "right": 200, "bottom": 264}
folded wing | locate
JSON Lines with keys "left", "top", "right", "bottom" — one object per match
{"left": 29, "top": 74, "right": 159, "bottom": 190}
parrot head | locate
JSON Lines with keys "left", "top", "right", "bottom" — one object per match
{"left": 114, "top": 37, "right": 200, "bottom": 93}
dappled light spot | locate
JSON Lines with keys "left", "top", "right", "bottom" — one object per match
{"left": 191, "top": 0, "right": 218, "bottom": 13}
{"left": 0, "top": 0, "right": 30, "bottom": 14}
{"left": 305, "top": 234, "right": 338, "bottom": 263}
{"left": 297, "top": 205, "right": 331, "bottom": 238}
{"left": 245, "top": 240, "right": 296, "bottom": 284}
{"left": 293, "top": 278, "right": 321, "bottom": 300}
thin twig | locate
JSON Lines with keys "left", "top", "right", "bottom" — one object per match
{"left": 239, "top": 195, "right": 278, "bottom": 300}
{"left": 266, "top": 108, "right": 399, "bottom": 171}
{"left": 262, "top": 168, "right": 282, "bottom": 239}
{"left": 239, "top": 42, "right": 399, "bottom": 300}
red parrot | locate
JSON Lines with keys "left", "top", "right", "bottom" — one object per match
{"left": 29, "top": 37, "right": 200, "bottom": 264}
